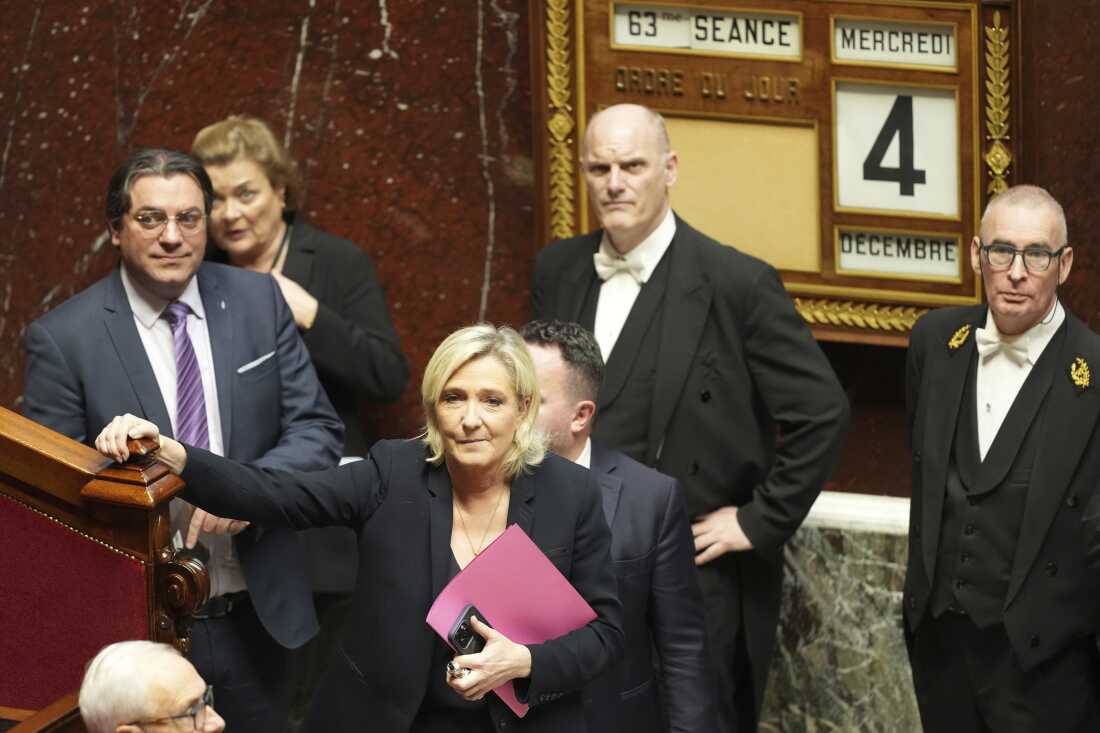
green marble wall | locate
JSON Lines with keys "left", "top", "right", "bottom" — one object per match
{"left": 760, "top": 526, "right": 920, "bottom": 732}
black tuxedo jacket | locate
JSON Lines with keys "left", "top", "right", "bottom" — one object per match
{"left": 584, "top": 443, "right": 716, "bottom": 733}
{"left": 179, "top": 439, "right": 624, "bottom": 733}
{"left": 533, "top": 215, "right": 849, "bottom": 708}
{"left": 277, "top": 213, "right": 408, "bottom": 455}
{"left": 22, "top": 262, "right": 344, "bottom": 648}
{"left": 905, "top": 304, "right": 1100, "bottom": 669}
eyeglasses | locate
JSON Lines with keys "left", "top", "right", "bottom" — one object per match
{"left": 135, "top": 685, "right": 214, "bottom": 730}
{"left": 128, "top": 209, "right": 206, "bottom": 236}
{"left": 979, "top": 241, "right": 1067, "bottom": 273}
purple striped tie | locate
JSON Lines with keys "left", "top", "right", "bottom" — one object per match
{"left": 163, "top": 301, "right": 209, "bottom": 449}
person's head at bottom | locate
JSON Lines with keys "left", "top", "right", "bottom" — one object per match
{"left": 79, "top": 640, "right": 225, "bottom": 733}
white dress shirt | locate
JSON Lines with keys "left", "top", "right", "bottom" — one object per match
{"left": 575, "top": 437, "right": 592, "bottom": 469}
{"left": 120, "top": 265, "right": 245, "bottom": 597}
{"left": 593, "top": 208, "right": 676, "bottom": 361}
{"left": 974, "top": 300, "right": 1064, "bottom": 460}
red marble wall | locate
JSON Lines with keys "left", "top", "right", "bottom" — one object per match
{"left": 3, "top": 1, "right": 1097, "bottom": 497}
{"left": 0, "top": 0, "right": 532, "bottom": 440}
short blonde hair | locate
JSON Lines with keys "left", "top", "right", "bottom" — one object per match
{"left": 421, "top": 324, "right": 544, "bottom": 477}
{"left": 191, "top": 115, "right": 301, "bottom": 207}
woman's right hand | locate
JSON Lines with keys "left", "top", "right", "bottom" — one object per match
{"left": 94, "top": 414, "right": 187, "bottom": 474}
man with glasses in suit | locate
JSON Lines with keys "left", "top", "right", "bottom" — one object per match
{"left": 23, "top": 148, "right": 343, "bottom": 732}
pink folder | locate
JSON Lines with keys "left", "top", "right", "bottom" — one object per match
{"left": 425, "top": 523, "right": 597, "bottom": 717}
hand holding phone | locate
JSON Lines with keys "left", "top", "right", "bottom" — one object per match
{"left": 448, "top": 604, "right": 492, "bottom": 655}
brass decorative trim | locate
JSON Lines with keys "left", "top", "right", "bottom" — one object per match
{"left": 983, "top": 11, "right": 1011, "bottom": 194}
{"left": 546, "top": 0, "right": 576, "bottom": 239}
{"left": 794, "top": 298, "right": 926, "bottom": 332}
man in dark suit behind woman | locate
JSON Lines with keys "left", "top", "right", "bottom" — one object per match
{"left": 22, "top": 148, "right": 344, "bottom": 731}
{"left": 532, "top": 103, "right": 850, "bottom": 731}
{"left": 522, "top": 319, "right": 717, "bottom": 733}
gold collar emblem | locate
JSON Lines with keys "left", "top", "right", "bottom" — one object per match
{"left": 1071, "top": 357, "right": 1091, "bottom": 391}
{"left": 948, "top": 324, "right": 971, "bottom": 351}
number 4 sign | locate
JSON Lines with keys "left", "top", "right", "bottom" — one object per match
{"left": 835, "top": 81, "right": 959, "bottom": 218}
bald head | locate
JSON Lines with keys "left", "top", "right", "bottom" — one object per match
{"left": 583, "top": 104, "right": 671, "bottom": 157}
{"left": 580, "top": 104, "right": 679, "bottom": 253}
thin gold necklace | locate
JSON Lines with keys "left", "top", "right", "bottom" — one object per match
{"left": 455, "top": 488, "right": 506, "bottom": 556}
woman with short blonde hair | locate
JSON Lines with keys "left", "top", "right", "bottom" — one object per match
{"left": 421, "top": 324, "right": 544, "bottom": 478}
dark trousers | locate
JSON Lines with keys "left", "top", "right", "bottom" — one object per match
{"left": 699, "top": 562, "right": 756, "bottom": 733}
{"left": 189, "top": 597, "right": 291, "bottom": 733}
{"left": 909, "top": 611, "right": 1100, "bottom": 732}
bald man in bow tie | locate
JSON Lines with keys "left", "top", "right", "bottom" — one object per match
{"left": 904, "top": 184, "right": 1100, "bottom": 731}
{"left": 531, "top": 103, "right": 850, "bottom": 732}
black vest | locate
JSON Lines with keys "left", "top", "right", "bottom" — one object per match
{"left": 930, "top": 325, "right": 1063, "bottom": 627}
{"left": 587, "top": 250, "right": 672, "bottom": 463}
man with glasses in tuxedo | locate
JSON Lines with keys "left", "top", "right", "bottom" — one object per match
{"left": 904, "top": 184, "right": 1100, "bottom": 731}
{"left": 22, "top": 148, "right": 343, "bottom": 731}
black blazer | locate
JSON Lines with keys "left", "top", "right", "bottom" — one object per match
{"left": 282, "top": 214, "right": 409, "bottom": 455}
{"left": 533, "top": 215, "right": 850, "bottom": 709}
{"left": 584, "top": 443, "right": 716, "bottom": 733}
{"left": 281, "top": 214, "right": 409, "bottom": 593}
{"left": 906, "top": 304, "right": 1100, "bottom": 669}
{"left": 179, "top": 439, "right": 625, "bottom": 733}
{"left": 22, "top": 262, "right": 344, "bottom": 648}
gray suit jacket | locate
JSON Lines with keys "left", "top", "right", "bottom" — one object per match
{"left": 22, "top": 261, "right": 344, "bottom": 648}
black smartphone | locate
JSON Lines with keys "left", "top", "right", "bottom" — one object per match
{"left": 448, "top": 604, "right": 491, "bottom": 655}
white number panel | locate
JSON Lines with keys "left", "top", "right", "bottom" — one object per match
{"left": 834, "top": 81, "right": 959, "bottom": 218}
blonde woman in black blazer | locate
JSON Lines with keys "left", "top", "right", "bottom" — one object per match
{"left": 96, "top": 324, "right": 624, "bottom": 733}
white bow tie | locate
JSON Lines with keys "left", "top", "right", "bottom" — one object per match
{"left": 974, "top": 327, "right": 1030, "bottom": 365}
{"left": 593, "top": 250, "right": 645, "bottom": 284}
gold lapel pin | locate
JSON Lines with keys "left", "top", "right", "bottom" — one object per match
{"left": 1071, "top": 357, "right": 1091, "bottom": 391}
{"left": 948, "top": 324, "right": 971, "bottom": 352}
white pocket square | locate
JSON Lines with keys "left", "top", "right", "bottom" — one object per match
{"left": 236, "top": 350, "right": 276, "bottom": 374}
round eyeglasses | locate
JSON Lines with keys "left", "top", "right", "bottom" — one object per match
{"left": 979, "top": 241, "right": 1067, "bottom": 273}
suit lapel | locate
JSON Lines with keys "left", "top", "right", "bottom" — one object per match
{"left": 598, "top": 256, "right": 668, "bottom": 410}
{"left": 280, "top": 220, "right": 315, "bottom": 289}
{"left": 428, "top": 465, "right": 455, "bottom": 600}
{"left": 507, "top": 470, "right": 536, "bottom": 537}
{"left": 1007, "top": 316, "right": 1099, "bottom": 606}
{"left": 590, "top": 443, "right": 623, "bottom": 528}
{"left": 920, "top": 309, "right": 984, "bottom": 582}
{"left": 102, "top": 269, "right": 174, "bottom": 436}
{"left": 646, "top": 220, "right": 712, "bottom": 465}
{"left": 973, "top": 328, "right": 1061, "bottom": 493}
{"left": 198, "top": 266, "right": 235, "bottom": 450}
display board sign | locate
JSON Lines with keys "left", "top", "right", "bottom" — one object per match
{"left": 531, "top": 0, "right": 1021, "bottom": 345}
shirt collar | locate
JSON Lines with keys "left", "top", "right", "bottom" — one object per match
{"left": 575, "top": 438, "right": 592, "bottom": 469}
{"left": 119, "top": 264, "right": 205, "bottom": 329}
{"left": 598, "top": 207, "right": 676, "bottom": 284}
{"left": 981, "top": 299, "right": 1064, "bottom": 365}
